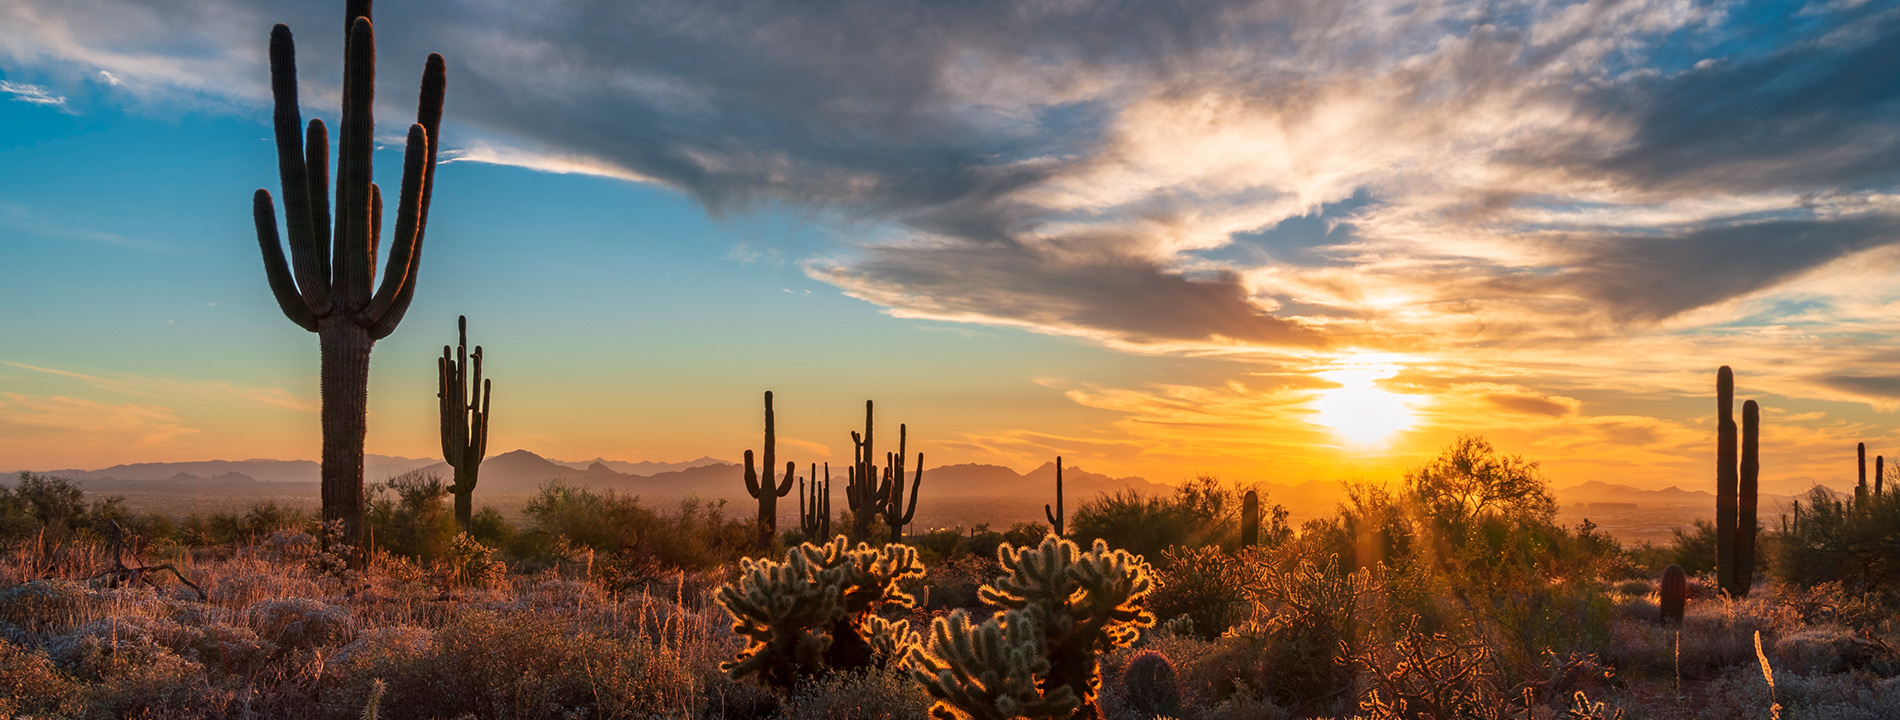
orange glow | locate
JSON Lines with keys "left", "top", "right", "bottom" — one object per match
{"left": 1311, "top": 357, "right": 1415, "bottom": 446}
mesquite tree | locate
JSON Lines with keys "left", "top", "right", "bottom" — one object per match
{"left": 251, "top": 0, "right": 446, "bottom": 550}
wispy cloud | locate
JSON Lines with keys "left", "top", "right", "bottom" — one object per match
{"left": 0, "top": 79, "right": 66, "bottom": 108}
{"left": 0, "top": 201, "right": 166, "bottom": 251}
{"left": 3, "top": 360, "right": 316, "bottom": 414}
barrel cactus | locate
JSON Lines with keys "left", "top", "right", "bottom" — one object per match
{"left": 1660, "top": 564, "right": 1687, "bottom": 625}
{"left": 1121, "top": 649, "right": 1183, "bottom": 719}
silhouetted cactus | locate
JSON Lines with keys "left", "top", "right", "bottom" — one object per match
{"left": 744, "top": 391, "right": 796, "bottom": 552}
{"left": 800, "top": 462, "right": 830, "bottom": 539}
{"left": 846, "top": 400, "right": 881, "bottom": 541}
{"left": 716, "top": 537, "right": 923, "bottom": 689}
{"left": 913, "top": 536, "right": 1155, "bottom": 720}
{"left": 1715, "top": 367, "right": 1738, "bottom": 593}
{"left": 1241, "top": 490, "right": 1259, "bottom": 547}
{"left": 1858, "top": 443, "right": 1868, "bottom": 508}
{"left": 884, "top": 424, "right": 925, "bottom": 543}
{"left": 1737, "top": 399, "right": 1759, "bottom": 597}
{"left": 1045, "top": 458, "right": 1065, "bottom": 538}
{"left": 1121, "top": 649, "right": 1183, "bottom": 719}
{"left": 1880, "top": 455, "right": 1886, "bottom": 498}
{"left": 252, "top": 2, "right": 445, "bottom": 550}
{"left": 437, "top": 316, "right": 488, "bottom": 533}
{"left": 1660, "top": 564, "right": 1687, "bottom": 624}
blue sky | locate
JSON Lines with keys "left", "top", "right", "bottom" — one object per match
{"left": 2, "top": 0, "right": 1898, "bottom": 491}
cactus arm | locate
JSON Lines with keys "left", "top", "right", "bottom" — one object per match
{"left": 251, "top": 191, "right": 319, "bottom": 332}
{"left": 334, "top": 17, "right": 375, "bottom": 313}
{"left": 744, "top": 450, "right": 762, "bottom": 498}
{"left": 780, "top": 461, "right": 796, "bottom": 498}
{"left": 472, "top": 349, "right": 488, "bottom": 461}
{"left": 265, "top": 24, "right": 333, "bottom": 318}
{"left": 368, "top": 181, "right": 382, "bottom": 272}
{"left": 437, "top": 351, "right": 460, "bottom": 463}
{"left": 304, "top": 119, "right": 332, "bottom": 280}
{"left": 363, "top": 52, "right": 445, "bottom": 340}
{"left": 1716, "top": 366, "right": 1737, "bottom": 591}
{"left": 899, "top": 454, "right": 922, "bottom": 525}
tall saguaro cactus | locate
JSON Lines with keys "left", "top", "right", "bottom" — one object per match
{"left": 1879, "top": 456, "right": 1886, "bottom": 498}
{"left": 438, "top": 315, "right": 489, "bottom": 533}
{"left": 1045, "top": 458, "right": 1065, "bottom": 537}
{"left": 883, "top": 424, "right": 924, "bottom": 544}
{"left": 744, "top": 391, "right": 797, "bottom": 551}
{"left": 252, "top": 1, "right": 445, "bottom": 549}
{"left": 1736, "top": 399, "right": 1759, "bottom": 596}
{"left": 1715, "top": 367, "right": 1738, "bottom": 593}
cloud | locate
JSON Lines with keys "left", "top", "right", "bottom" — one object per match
{"left": 0, "top": 392, "right": 197, "bottom": 447}
{"left": 0, "top": 79, "right": 67, "bottom": 108}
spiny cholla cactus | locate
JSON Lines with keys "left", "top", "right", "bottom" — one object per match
{"left": 913, "top": 536, "right": 1156, "bottom": 720}
{"left": 716, "top": 536, "right": 924, "bottom": 688}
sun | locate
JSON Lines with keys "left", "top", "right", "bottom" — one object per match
{"left": 1311, "top": 358, "right": 1416, "bottom": 446}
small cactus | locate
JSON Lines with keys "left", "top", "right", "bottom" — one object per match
{"left": 1045, "top": 458, "right": 1065, "bottom": 537}
{"left": 742, "top": 391, "right": 796, "bottom": 552}
{"left": 1121, "top": 649, "right": 1183, "bottom": 719}
{"left": 438, "top": 315, "right": 489, "bottom": 534}
{"left": 1660, "top": 564, "right": 1687, "bottom": 624}
{"left": 1857, "top": 442, "right": 1867, "bottom": 508}
{"left": 1240, "top": 490, "right": 1259, "bottom": 547}
{"left": 800, "top": 462, "right": 831, "bottom": 539}
{"left": 1880, "top": 455, "right": 1887, "bottom": 498}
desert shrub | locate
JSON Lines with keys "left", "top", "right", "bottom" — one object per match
{"left": 80, "top": 649, "right": 232, "bottom": 720}
{"left": 1348, "top": 619, "right": 1512, "bottom": 720}
{"left": 443, "top": 532, "right": 509, "bottom": 588}
{"left": 1149, "top": 544, "right": 1261, "bottom": 640}
{"left": 1301, "top": 482, "right": 1416, "bottom": 572}
{"left": 180, "top": 501, "right": 313, "bottom": 546}
{"left": 1405, "top": 434, "right": 1556, "bottom": 528}
{"left": 1250, "top": 554, "right": 1375, "bottom": 711}
{"left": 1669, "top": 519, "right": 1719, "bottom": 578}
{"left": 323, "top": 609, "right": 697, "bottom": 720}
{"left": 0, "top": 636, "right": 82, "bottom": 718}
{"left": 0, "top": 578, "right": 99, "bottom": 634}
{"left": 367, "top": 470, "right": 458, "bottom": 560}
{"left": 0, "top": 473, "right": 136, "bottom": 545}
{"left": 469, "top": 505, "right": 516, "bottom": 548}
{"left": 1776, "top": 487, "right": 1900, "bottom": 593}
{"left": 1070, "top": 475, "right": 1267, "bottom": 560}
{"left": 520, "top": 482, "right": 751, "bottom": 574}
{"left": 245, "top": 597, "right": 354, "bottom": 653}
{"left": 773, "top": 667, "right": 933, "bottom": 720}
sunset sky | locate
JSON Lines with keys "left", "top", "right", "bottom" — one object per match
{"left": 2, "top": 0, "right": 1897, "bottom": 493}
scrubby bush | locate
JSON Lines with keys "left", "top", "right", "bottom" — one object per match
{"left": 0, "top": 636, "right": 81, "bottom": 717}
{"left": 1071, "top": 475, "right": 1273, "bottom": 559}
{"left": 1149, "top": 544, "right": 1261, "bottom": 640}
{"left": 366, "top": 470, "right": 458, "bottom": 560}
{"left": 1775, "top": 487, "right": 1900, "bottom": 593}
{"left": 519, "top": 482, "right": 751, "bottom": 577}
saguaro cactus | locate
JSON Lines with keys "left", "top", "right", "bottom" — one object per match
{"left": 1880, "top": 456, "right": 1886, "bottom": 498}
{"left": 1659, "top": 564, "right": 1687, "bottom": 625}
{"left": 847, "top": 401, "right": 881, "bottom": 541}
{"left": 1715, "top": 367, "right": 1738, "bottom": 593}
{"left": 253, "top": 1, "right": 445, "bottom": 549}
{"left": 438, "top": 315, "right": 489, "bottom": 533}
{"left": 883, "top": 424, "right": 924, "bottom": 544}
{"left": 1241, "top": 490, "right": 1259, "bottom": 547}
{"left": 743, "top": 392, "right": 797, "bottom": 552}
{"left": 800, "top": 462, "right": 831, "bottom": 539}
{"left": 1736, "top": 399, "right": 1759, "bottom": 597}
{"left": 1858, "top": 443, "right": 1868, "bottom": 508}
{"left": 1045, "top": 458, "right": 1065, "bottom": 537}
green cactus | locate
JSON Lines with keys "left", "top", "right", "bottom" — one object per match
{"left": 1120, "top": 649, "right": 1183, "bottom": 720}
{"left": 744, "top": 391, "right": 797, "bottom": 552}
{"left": 715, "top": 536, "right": 924, "bottom": 688}
{"left": 915, "top": 536, "right": 1155, "bottom": 720}
{"left": 1736, "top": 399, "right": 1759, "bottom": 597}
{"left": 252, "top": 1, "right": 445, "bottom": 551}
{"left": 801, "top": 462, "right": 831, "bottom": 539}
{"left": 1880, "top": 455, "right": 1886, "bottom": 498}
{"left": 1715, "top": 366, "right": 1737, "bottom": 593}
{"left": 438, "top": 316, "right": 489, "bottom": 534}
{"left": 1240, "top": 490, "right": 1259, "bottom": 548}
{"left": 1045, "top": 458, "right": 1065, "bottom": 538}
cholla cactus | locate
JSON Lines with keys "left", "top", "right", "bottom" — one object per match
{"left": 715, "top": 536, "right": 924, "bottom": 688}
{"left": 913, "top": 610, "right": 1077, "bottom": 720}
{"left": 915, "top": 536, "right": 1156, "bottom": 720}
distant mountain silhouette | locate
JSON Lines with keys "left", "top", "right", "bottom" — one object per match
{"left": 17, "top": 455, "right": 437, "bottom": 486}
{"left": 546, "top": 456, "right": 729, "bottom": 476}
